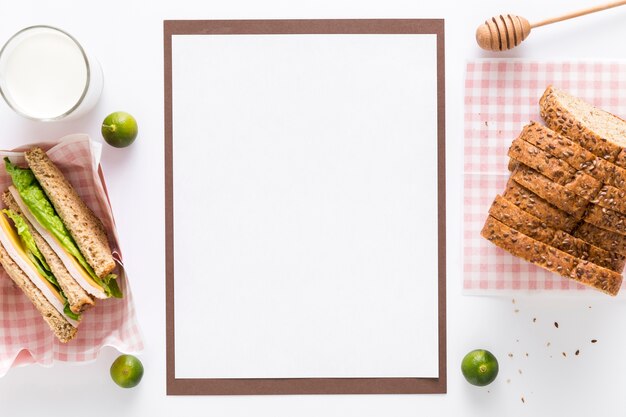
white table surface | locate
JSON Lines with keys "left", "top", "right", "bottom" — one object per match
{"left": 1, "top": 1, "right": 625, "bottom": 416}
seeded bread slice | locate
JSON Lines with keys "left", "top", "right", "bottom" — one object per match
{"left": 574, "top": 222, "right": 626, "bottom": 256}
{"left": 0, "top": 242, "right": 77, "bottom": 343}
{"left": 510, "top": 163, "right": 588, "bottom": 218}
{"left": 508, "top": 135, "right": 601, "bottom": 200}
{"left": 502, "top": 179, "right": 578, "bottom": 232}
{"left": 24, "top": 148, "right": 115, "bottom": 279}
{"left": 520, "top": 122, "right": 626, "bottom": 190}
{"left": 540, "top": 85, "right": 626, "bottom": 163}
{"left": 2, "top": 191, "right": 94, "bottom": 314}
{"left": 489, "top": 195, "right": 625, "bottom": 272}
{"left": 481, "top": 216, "right": 622, "bottom": 296}
{"left": 585, "top": 205, "right": 626, "bottom": 236}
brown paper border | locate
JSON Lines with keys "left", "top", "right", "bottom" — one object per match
{"left": 164, "top": 19, "right": 446, "bottom": 395}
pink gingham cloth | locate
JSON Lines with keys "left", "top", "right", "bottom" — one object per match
{"left": 463, "top": 60, "right": 626, "bottom": 294}
{"left": 0, "top": 135, "right": 143, "bottom": 376}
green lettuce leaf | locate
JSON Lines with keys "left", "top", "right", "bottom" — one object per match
{"left": 4, "top": 157, "right": 122, "bottom": 298}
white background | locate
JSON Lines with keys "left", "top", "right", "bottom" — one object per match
{"left": 0, "top": 1, "right": 625, "bottom": 416}
{"left": 172, "top": 34, "right": 439, "bottom": 379}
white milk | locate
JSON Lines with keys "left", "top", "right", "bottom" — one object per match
{"left": 0, "top": 26, "right": 102, "bottom": 120}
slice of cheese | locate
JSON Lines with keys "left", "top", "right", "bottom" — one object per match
{"left": 0, "top": 212, "right": 78, "bottom": 327}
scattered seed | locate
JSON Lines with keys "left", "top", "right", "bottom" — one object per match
{"left": 508, "top": 353, "right": 513, "bottom": 358}
{"left": 591, "top": 339, "right": 597, "bottom": 343}
{"left": 525, "top": 353, "right": 529, "bottom": 357}
{"left": 554, "top": 322, "right": 559, "bottom": 328}
{"left": 521, "top": 397, "right": 525, "bottom": 403}
{"left": 547, "top": 342, "right": 551, "bottom": 347}
{"left": 575, "top": 350, "right": 580, "bottom": 356}
{"left": 485, "top": 121, "right": 489, "bottom": 127}
{"left": 518, "top": 369, "right": 522, "bottom": 375}
{"left": 533, "top": 318, "right": 536, "bottom": 323}
{"left": 562, "top": 352, "right": 567, "bottom": 357}
{"left": 514, "top": 309, "right": 520, "bottom": 313}
{"left": 512, "top": 298, "right": 516, "bottom": 304}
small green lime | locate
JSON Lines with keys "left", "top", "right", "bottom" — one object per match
{"left": 101, "top": 111, "right": 138, "bottom": 148}
{"left": 110, "top": 354, "right": 144, "bottom": 388}
{"left": 461, "top": 349, "right": 499, "bottom": 386}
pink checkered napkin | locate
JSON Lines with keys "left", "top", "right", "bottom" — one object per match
{"left": 0, "top": 135, "right": 143, "bottom": 376}
{"left": 463, "top": 60, "right": 626, "bottom": 294}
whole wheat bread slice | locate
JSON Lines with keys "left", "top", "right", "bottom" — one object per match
{"left": 2, "top": 191, "right": 94, "bottom": 314}
{"left": 509, "top": 163, "right": 588, "bottom": 218}
{"left": 520, "top": 121, "right": 626, "bottom": 190}
{"left": 584, "top": 205, "right": 626, "bottom": 236}
{"left": 502, "top": 179, "right": 578, "bottom": 232}
{"left": 481, "top": 216, "right": 622, "bottom": 296}
{"left": 508, "top": 135, "right": 601, "bottom": 200}
{"left": 24, "top": 148, "right": 115, "bottom": 279}
{"left": 0, "top": 243, "right": 77, "bottom": 343}
{"left": 540, "top": 85, "right": 626, "bottom": 163}
{"left": 574, "top": 222, "right": 626, "bottom": 256}
{"left": 489, "top": 195, "right": 625, "bottom": 272}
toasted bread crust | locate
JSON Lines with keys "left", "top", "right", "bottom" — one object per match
{"left": 24, "top": 148, "right": 115, "bottom": 279}
{"left": 2, "top": 191, "right": 94, "bottom": 313}
{"left": 0, "top": 243, "right": 77, "bottom": 343}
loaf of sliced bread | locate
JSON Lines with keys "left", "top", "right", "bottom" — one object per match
{"left": 510, "top": 163, "right": 588, "bottom": 218}
{"left": 481, "top": 216, "right": 622, "bottom": 295}
{"left": 540, "top": 85, "right": 626, "bottom": 163}
{"left": 502, "top": 179, "right": 579, "bottom": 232}
{"left": 489, "top": 195, "right": 624, "bottom": 272}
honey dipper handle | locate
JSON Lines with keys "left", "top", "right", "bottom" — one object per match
{"left": 531, "top": 0, "right": 626, "bottom": 28}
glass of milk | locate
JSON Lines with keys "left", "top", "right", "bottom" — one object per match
{"left": 0, "top": 25, "right": 103, "bottom": 121}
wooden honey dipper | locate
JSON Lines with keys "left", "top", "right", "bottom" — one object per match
{"left": 476, "top": 0, "right": 626, "bottom": 51}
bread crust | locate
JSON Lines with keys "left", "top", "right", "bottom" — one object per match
{"left": 24, "top": 148, "right": 115, "bottom": 279}
{"left": 510, "top": 163, "right": 588, "bottom": 218}
{"left": 509, "top": 135, "right": 601, "bottom": 200}
{"left": 481, "top": 216, "right": 622, "bottom": 296}
{"left": 2, "top": 191, "right": 94, "bottom": 313}
{"left": 502, "top": 179, "right": 578, "bottom": 232}
{"left": 520, "top": 122, "right": 626, "bottom": 191}
{"left": 540, "top": 85, "right": 626, "bottom": 162}
{"left": 573, "top": 222, "right": 626, "bottom": 256}
{"left": 0, "top": 243, "right": 77, "bottom": 343}
{"left": 490, "top": 195, "right": 625, "bottom": 272}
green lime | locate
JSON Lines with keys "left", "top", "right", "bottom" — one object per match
{"left": 110, "top": 354, "right": 144, "bottom": 388}
{"left": 101, "top": 111, "right": 138, "bottom": 148}
{"left": 461, "top": 349, "right": 499, "bottom": 386}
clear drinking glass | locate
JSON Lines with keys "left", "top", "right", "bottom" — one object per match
{"left": 0, "top": 25, "right": 103, "bottom": 121}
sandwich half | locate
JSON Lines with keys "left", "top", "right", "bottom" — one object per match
{"left": 2, "top": 190, "right": 94, "bottom": 313}
{"left": 4, "top": 149, "right": 122, "bottom": 300}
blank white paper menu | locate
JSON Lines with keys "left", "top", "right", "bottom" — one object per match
{"left": 165, "top": 19, "right": 446, "bottom": 395}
